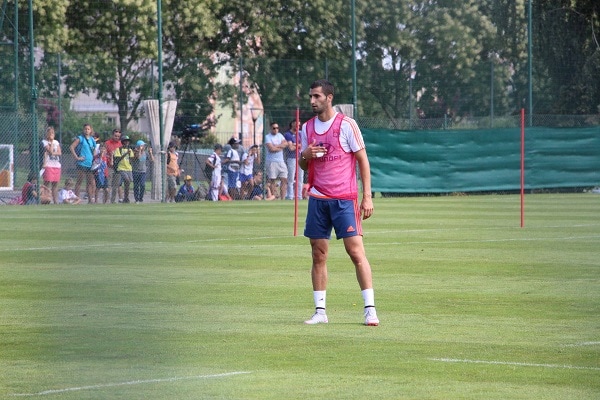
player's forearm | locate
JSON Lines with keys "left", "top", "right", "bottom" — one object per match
{"left": 357, "top": 153, "right": 372, "bottom": 197}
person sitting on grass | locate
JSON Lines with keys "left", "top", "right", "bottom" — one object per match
{"left": 175, "top": 175, "right": 196, "bottom": 202}
{"left": 246, "top": 171, "right": 275, "bottom": 201}
{"left": 21, "top": 172, "right": 39, "bottom": 205}
{"left": 58, "top": 178, "right": 81, "bottom": 205}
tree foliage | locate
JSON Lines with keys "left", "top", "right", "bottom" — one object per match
{"left": 532, "top": 0, "right": 600, "bottom": 114}
{"left": 4, "top": 0, "right": 599, "bottom": 130}
{"left": 62, "top": 0, "right": 158, "bottom": 132}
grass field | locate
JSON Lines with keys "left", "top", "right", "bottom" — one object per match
{"left": 1, "top": 194, "right": 599, "bottom": 399}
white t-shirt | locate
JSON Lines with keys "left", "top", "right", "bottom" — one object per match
{"left": 240, "top": 152, "right": 255, "bottom": 175}
{"left": 264, "top": 132, "right": 286, "bottom": 163}
{"left": 42, "top": 139, "right": 61, "bottom": 168}
{"left": 300, "top": 113, "right": 363, "bottom": 154}
{"left": 58, "top": 188, "right": 77, "bottom": 203}
{"left": 226, "top": 148, "right": 241, "bottom": 171}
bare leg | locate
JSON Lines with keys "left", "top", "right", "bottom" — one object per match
{"left": 86, "top": 171, "right": 96, "bottom": 203}
{"left": 343, "top": 236, "right": 373, "bottom": 290}
{"left": 309, "top": 238, "right": 329, "bottom": 291}
{"left": 280, "top": 179, "right": 288, "bottom": 200}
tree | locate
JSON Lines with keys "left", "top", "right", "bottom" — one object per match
{"left": 62, "top": 0, "right": 158, "bottom": 132}
{"left": 359, "top": 0, "right": 419, "bottom": 120}
{"left": 479, "top": 0, "right": 529, "bottom": 115}
{"left": 532, "top": 0, "right": 600, "bottom": 114}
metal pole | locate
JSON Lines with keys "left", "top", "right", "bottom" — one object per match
{"left": 13, "top": 0, "right": 19, "bottom": 186}
{"left": 239, "top": 56, "right": 244, "bottom": 141}
{"left": 13, "top": 0, "right": 18, "bottom": 111}
{"left": 28, "top": 0, "right": 38, "bottom": 180}
{"left": 490, "top": 59, "right": 494, "bottom": 129}
{"left": 157, "top": 0, "right": 165, "bottom": 201}
{"left": 57, "top": 53, "right": 62, "bottom": 143}
{"left": 351, "top": 0, "right": 357, "bottom": 118}
{"left": 527, "top": 0, "right": 533, "bottom": 127}
{"left": 409, "top": 77, "right": 413, "bottom": 130}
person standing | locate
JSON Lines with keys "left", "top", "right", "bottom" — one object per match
{"left": 69, "top": 123, "right": 97, "bottom": 203}
{"left": 41, "top": 126, "right": 62, "bottom": 204}
{"left": 165, "top": 143, "right": 181, "bottom": 202}
{"left": 105, "top": 129, "right": 123, "bottom": 203}
{"left": 264, "top": 122, "right": 288, "bottom": 199}
{"left": 223, "top": 137, "right": 242, "bottom": 199}
{"left": 283, "top": 120, "right": 304, "bottom": 200}
{"left": 94, "top": 143, "right": 110, "bottom": 204}
{"left": 240, "top": 144, "right": 259, "bottom": 200}
{"left": 299, "top": 79, "right": 379, "bottom": 326}
{"left": 132, "top": 140, "right": 154, "bottom": 203}
{"left": 112, "top": 135, "right": 134, "bottom": 203}
{"left": 206, "top": 143, "right": 223, "bottom": 202}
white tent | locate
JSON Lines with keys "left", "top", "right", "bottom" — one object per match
{"left": 143, "top": 100, "right": 177, "bottom": 200}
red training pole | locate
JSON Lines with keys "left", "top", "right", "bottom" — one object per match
{"left": 520, "top": 108, "right": 525, "bottom": 228}
{"left": 293, "top": 108, "right": 300, "bottom": 236}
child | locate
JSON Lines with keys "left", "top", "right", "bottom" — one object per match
{"left": 206, "top": 143, "right": 222, "bottom": 202}
{"left": 94, "top": 143, "right": 109, "bottom": 203}
{"left": 175, "top": 175, "right": 195, "bottom": 202}
{"left": 58, "top": 178, "right": 81, "bottom": 204}
{"left": 21, "top": 172, "right": 39, "bottom": 205}
{"left": 166, "top": 142, "right": 180, "bottom": 202}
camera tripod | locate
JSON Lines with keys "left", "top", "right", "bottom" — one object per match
{"left": 177, "top": 137, "right": 208, "bottom": 181}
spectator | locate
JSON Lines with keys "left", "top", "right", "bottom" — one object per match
{"left": 94, "top": 143, "right": 109, "bottom": 204}
{"left": 41, "top": 126, "right": 62, "bottom": 204}
{"left": 113, "top": 135, "right": 134, "bottom": 203}
{"left": 69, "top": 123, "right": 97, "bottom": 203}
{"left": 223, "top": 137, "right": 242, "bottom": 199}
{"left": 264, "top": 121, "right": 288, "bottom": 199}
{"left": 175, "top": 175, "right": 196, "bottom": 202}
{"left": 240, "top": 144, "right": 259, "bottom": 200}
{"left": 132, "top": 140, "right": 154, "bottom": 204}
{"left": 206, "top": 143, "right": 222, "bottom": 201}
{"left": 166, "top": 142, "right": 181, "bottom": 202}
{"left": 105, "top": 129, "right": 123, "bottom": 203}
{"left": 246, "top": 170, "right": 275, "bottom": 201}
{"left": 58, "top": 178, "right": 81, "bottom": 204}
{"left": 39, "top": 184, "right": 52, "bottom": 204}
{"left": 283, "top": 120, "right": 303, "bottom": 200}
{"left": 21, "top": 172, "right": 39, "bottom": 205}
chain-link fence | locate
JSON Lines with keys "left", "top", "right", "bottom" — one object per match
{"left": 1, "top": 0, "right": 598, "bottom": 202}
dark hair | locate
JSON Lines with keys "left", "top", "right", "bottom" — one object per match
{"left": 310, "top": 79, "right": 334, "bottom": 97}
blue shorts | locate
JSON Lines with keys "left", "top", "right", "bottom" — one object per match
{"left": 227, "top": 170, "right": 239, "bottom": 186}
{"left": 239, "top": 173, "right": 253, "bottom": 183}
{"left": 304, "top": 197, "right": 362, "bottom": 240}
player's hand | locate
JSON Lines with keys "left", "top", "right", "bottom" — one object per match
{"left": 304, "top": 139, "right": 327, "bottom": 159}
{"left": 361, "top": 196, "right": 373, "bottom": 220}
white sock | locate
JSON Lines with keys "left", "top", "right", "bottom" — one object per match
{"left": 361, "top": 288, "right": 375, "bottom": 308}
{"left": 313, "top": 290, "right": 326, "bottom": 311}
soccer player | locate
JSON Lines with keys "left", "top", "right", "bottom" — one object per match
{"left": 299, "top": 79, "right": 379, "bottom": 326}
